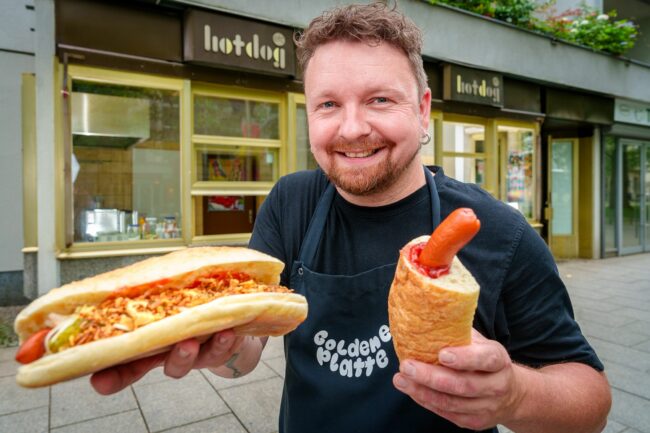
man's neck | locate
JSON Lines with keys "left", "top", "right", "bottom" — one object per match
{"left": 336, "top": 163, "right": 427, "bottom": 207}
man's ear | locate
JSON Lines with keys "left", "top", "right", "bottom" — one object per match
{"left": 419, "top": 88, "right": 432, "bottom": 130}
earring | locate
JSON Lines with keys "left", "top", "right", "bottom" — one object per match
{"left": 419, "top": 131, "right": 431, "bottom": 145}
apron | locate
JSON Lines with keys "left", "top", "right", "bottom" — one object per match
{"left": 280, "top": 168, "right": 470, "bottom": 433}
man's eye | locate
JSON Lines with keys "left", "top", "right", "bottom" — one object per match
{"left": 321, "top": 101, "right": 335, "bottom": 109}
{"left": 373, "top": 97, "right": 389, "bottom": 104}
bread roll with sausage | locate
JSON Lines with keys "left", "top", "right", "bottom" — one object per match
{"left": 388, "top": 236, "right": 479, "bottom": 364}
{"left": 388, "top": 208, "right": 480, "bottom": 364}
{"left": 14, "top": 247, "right": 307, "bottom": 388}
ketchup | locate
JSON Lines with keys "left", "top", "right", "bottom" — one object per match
{"left": 408, "top": 243, "right": 450, "bottom": 278}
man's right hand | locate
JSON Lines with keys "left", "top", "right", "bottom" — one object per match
{"left": 90, "top": 329, "right": 244, "bottom": 395}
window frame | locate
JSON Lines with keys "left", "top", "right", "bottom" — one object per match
{"left": 57, "top": 65, "right": 188, "bottom": 258}
{"left": 189, "top": 83, "right": 286, "bottom": 245}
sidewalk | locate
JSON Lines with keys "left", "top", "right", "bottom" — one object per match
{"left": 1, "top": 253, "right": 649, "bottom": 433}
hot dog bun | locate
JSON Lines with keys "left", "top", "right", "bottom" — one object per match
{"left": 14, "top": 247, "right": 307, "bottom": 388}
{"left": 388, "top": 235, "right": 479, "bottom": 364}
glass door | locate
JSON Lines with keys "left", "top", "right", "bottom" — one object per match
{"left": 618, "top": 140, "right": 648, "bottom": 254}
{"left": 548, "top": 138, "right": 579, "bottom": 258}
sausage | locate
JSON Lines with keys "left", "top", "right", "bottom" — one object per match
{"left": 15, "top": 328, "right": 52, "bottom": 364}
{"left": 418, "top": 208, "right": 480, "bottom": 269}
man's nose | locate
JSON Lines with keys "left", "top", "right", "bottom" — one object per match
{"left": 338, "top": 105, "right": 371, "bottom": 142}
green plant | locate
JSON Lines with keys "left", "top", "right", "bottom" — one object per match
{"left": 0, "top": 320, "right": 18, "bottom": 348}
{"left": 535, "top": 5, "right": 638, "bottom": 55}
{"left": 427, "top": 0, "right": 639, "bottom": 56}
{"left": 494, "top": 0, "right": 536, "bottom": 27}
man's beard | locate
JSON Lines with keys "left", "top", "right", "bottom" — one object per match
{"left": 319, "top": 141, "right": 421, "bottom": 196}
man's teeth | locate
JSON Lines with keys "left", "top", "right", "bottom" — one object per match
{"left": 344, "top": 149, "right": 376, "bottom": 158}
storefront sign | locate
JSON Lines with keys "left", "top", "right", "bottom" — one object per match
{"left": 183, "top": 9, "right": 296, "bottom": 77}
{"left": 614, "top": 99, "right": 650, "bottom": 127}
{"left": 443, "top": 64, "right": 503, "bottom": 107}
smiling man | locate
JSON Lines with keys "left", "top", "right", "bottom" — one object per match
{"left": 304, "top": 38, "right": 430, "bottom": 205}
{"left": 90, "top": 3, "right": 611, "bottom": 433}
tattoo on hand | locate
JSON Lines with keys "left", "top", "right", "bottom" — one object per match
{"left": 226, "top": 353, "right": 242, "bottom": 378}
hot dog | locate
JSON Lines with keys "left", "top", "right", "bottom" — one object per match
{"left": 388, "top": 208, "right": 480, "bottom": 364}
{"left": 14, "top": 247, "right": 308, "bottom": 388}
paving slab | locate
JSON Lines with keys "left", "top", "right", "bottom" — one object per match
{"left": 260, "top": 337, "right": 284, "bottom": 360}
{"left": 603, "top": 419, "right": 628, "bottom": 433}
{"left": 263, "top": 356, "right": 286, "bottom": 378}
{"left": 50, "top": 376, "right": 137, "bottom": 428}
{"left": 218, "top": 376, "right": 283, "bottom": 433}
{"left": 0, "top": 406, "right": 48, "bottom": 433}
{"left": 133, "top": 369, "right": 229, "bottom": 433}
{"left": 50, "top": 409, "right": 147, "bottom": 433}
{"left": 0, "top": 357, "right": 20, "bottom": 379}
{"left": 609, "top": 389, "right": 650, "bottom": 433}
{"left": 580, "top": 320, "right": 650, "bottom": 347}
{"left": 589, "top": 337, "right": 650, "bottom": 372}
{"left": 567, "top": 294, "right": 626, "bottom": 313}
{"left": 573, "top": 308, "right": 638, "bottom": 328}
{"left": 0, "top": 346, "right": 17, "bottom": 362}
{"left": 161, "top": 414, "right": 248, "bottom": 433}
{"left": 0, "top": 375, "right": 49, "bottom": 416}
{"left": 605, "top": 361, "right": 650, "bottom": 400}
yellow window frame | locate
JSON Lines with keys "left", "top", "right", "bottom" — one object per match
{"left": 496, "top": 118, "right": 541, "bottom": 225}
{"left": 439, "top": 113, "right": 496, "bottom": 195}
{"left": 189, "top": 83, "right": 287, "bottom": 244}
{"left": 58, "top": 65, "right": 189, "bottom": 258}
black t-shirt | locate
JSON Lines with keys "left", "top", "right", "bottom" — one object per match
{"left": 250, "top": 167, "right": 603, "bottom": 370}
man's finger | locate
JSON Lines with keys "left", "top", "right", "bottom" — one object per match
{"left": 164, "top": 339, "right": 200, "bottom": 378}
{"left": 438, "top": 340, "right": 508, "bottom": 373}
{"left": 91, "top": 353, "right": 166, "bottom": 395}
{"left": 197, "top": 330, "right": 250, "bottom": 370}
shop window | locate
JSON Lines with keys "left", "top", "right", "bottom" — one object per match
{"left": 194, "top": 96, "right": 279, "bottom": 139}
{"left": 70, "top": 80, "right": 181, "bottom": 243}
{"left": 441, "top": 121, "right": 485, "bottom": 187}
{"left": 498, "top": 126, "right": 535, "bottom": 220}
{"left": 191, "top": 88, "right": 282, "bottom": 240}
{"left": 196, "top": 145, "right": 278, "bottom": 182}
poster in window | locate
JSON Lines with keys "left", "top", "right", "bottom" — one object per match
{"left": 207, "top": 195, "right": 245, "bottom": 212}
{"left": 207, "top": 155, "right": 248, "bottom": 181}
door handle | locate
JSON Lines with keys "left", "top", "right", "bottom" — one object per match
{"left": 544, "top": 207, "right": 552, "bottom": 220}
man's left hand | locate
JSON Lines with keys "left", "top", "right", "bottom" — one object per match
{"left": 393, "top": 329, "right": 525, "bottom": 430}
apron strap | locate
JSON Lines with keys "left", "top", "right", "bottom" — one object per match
{"left": 424, "top": 167, "right": 442, "bottom": 228}
{"left": 298, "top": 183, "right": 336, "bottom": 265}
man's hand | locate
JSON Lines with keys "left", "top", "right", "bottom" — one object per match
{"left": 392, "top": 329, "right": 524, "bottom": 431}
{"left": 91, "top": 329, "right": 243, "bottom": 395}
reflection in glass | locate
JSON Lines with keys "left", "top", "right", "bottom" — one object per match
{"left": 622, "top": 143, "right": 641, "bottom": 249}
{"left": 296, "top": 104, "right": 318, "bottom": 171}
{"left": 646, "top": 147, "right": 650, "bottom": 249}
{"left": 194, "top": 95, "right": 279, "bottom": 139}
{"left": 551, "top": 141, "right": 573, "bottom": 236}
{"left": 70, "top": 80, "right": 181, "bottom": 243}
{"left": 603, "top": 136, "right": 617, "bottom": 254}
{"left": 194, "top": 195, "right": 265, "bottom": 236}
{"left": 442, "top": 157, "right": 485, "bottom": 186}
{"left": 499, "top": 126, "right": 534, "bottom": 219}
{"left": 442, "top": 122, "right": 484, "bottom": 153}
{"left": 196, "top": 146, "right": 278, "bottom": 182}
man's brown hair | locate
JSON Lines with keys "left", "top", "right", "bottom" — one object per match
{"left": 294, "top": 2, "right": 428, "bottom": 97}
